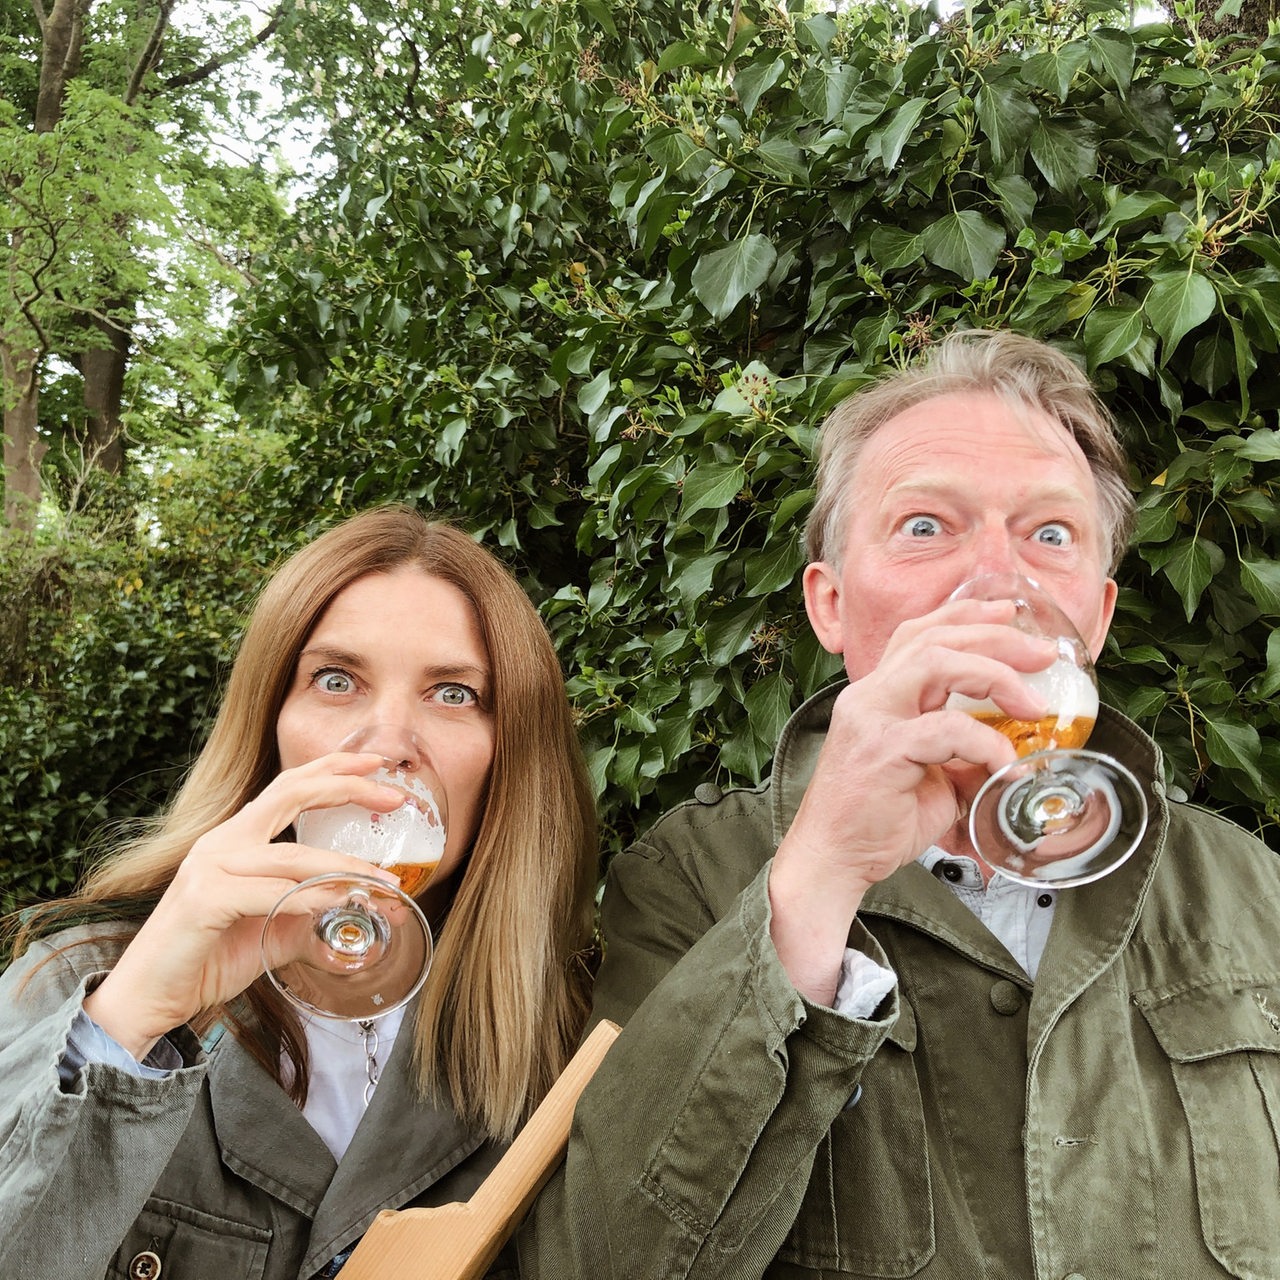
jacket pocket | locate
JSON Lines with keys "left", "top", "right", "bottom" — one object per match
{"left": 1135, "top": 977, "right": 1280, "bottom": 1280}
{"left": 775, "top": 1000, "right": 934, "bottom": 1278}
{"left": 108, "top": 1198, "right": 271, "bottom": 1279}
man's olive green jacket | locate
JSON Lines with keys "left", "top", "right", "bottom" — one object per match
{"left": 521, "top": 684, "right": 1280, "bottom": 1280}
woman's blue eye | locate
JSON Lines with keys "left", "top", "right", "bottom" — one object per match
{"left": 315, "top": 670, "right": 354, "bottom": 694}
{"left": 902, "top": 515, "right": 942, "bottom": 538}
{"left": 1034, "top": 523, "right": 1072, "bottom": 547}
{"left": 435, "top": 683, "right": 477, "bottom": 706}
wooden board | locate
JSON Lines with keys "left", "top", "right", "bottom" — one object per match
{"left": 339, "top": 1019, "right": 620, "bottom": 1280}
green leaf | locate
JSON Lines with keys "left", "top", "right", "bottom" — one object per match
{"left": 875, "top": 98, "right": 927, "bottom": 171}
{"left": 743, "top": 536, "right": 803, "bottom": 597}
{"left": 1029, "top": 119, "right": 1097, "bottom": 193}
{"left": 975, "top": 83, "right": 1039, "bottom": 167}
{"left": 1088, "top": 29, "right": 1136, "bottom": 94}
{"left": 1083, "top": 302, "right": 1145, "bottom": 367}
{"left": 705, "top": 596, "right": 768, "bottom": 665}
{"left": 1203, "top": 717, "right": 1265, "bottom": 792}
{"left": 869, "top": 226, "right": 923, "bottom": 270}
{"left": 1145, "top": 271, "right": 1217, "bottom": 359}
{"left": 691, "top": 234, "right": 777, "bottom": 320}
{"left": 1095, "top": 191, "right": 1179, "bottom": 239}
{"left": 1161, "top": 537, "right": 1220, "bottom": 620}
{"left": 656, "top": 41, "right": 719, "bottom": 74}
{"left": 679, "top": 462, "right": 746, "bottom": 523}
{"left": 735, "top": 55, "right": 787, "bottom": 117}
{"left": 1239, "top": 554, "right": 1280, "bottom": 616}
{"left": 921, "top": 210, "right": 1005, "bottom": 281}
{"left": 745, "top": 673, "right": 795, "bottom": 746}
{"left": 1238, "top": 428, "right": 1280, "bottom": 461}
{"left": 578, "top": 370, "right": 612, "bottom": 416}
{"left": 1259, "top": 631, "right": 1280, "bottom": 699}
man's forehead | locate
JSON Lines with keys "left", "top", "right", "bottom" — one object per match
{"left": 857, "top": 392, "right": 1096, "bottom": 482}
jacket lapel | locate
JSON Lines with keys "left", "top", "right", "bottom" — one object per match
{"left": 302, "top": 1010, "right": 491, "bottom": 1276}
{"left": 206, "top": 1030, "right": 337, "bottom": 1216}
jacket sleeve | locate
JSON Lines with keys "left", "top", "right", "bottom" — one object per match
{"left": 0, "top": 932, "right": 209, "bottom": 1279}
{"left": 518, "top": 836, "right": 897, "bottom": 1280}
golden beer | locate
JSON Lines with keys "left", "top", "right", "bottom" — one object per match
{"left": 969, "top": 709, "right": 1095, "bottom": 757}
{"left": 388, "top": 860, "right": 442, "bottom": 899}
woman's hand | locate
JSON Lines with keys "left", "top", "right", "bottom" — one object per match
{"left": 83, "top": 753, "right": 406, "bottom": 1061}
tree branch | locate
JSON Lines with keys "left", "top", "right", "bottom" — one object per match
{"left": 125, "top": 0, "right": 176, "bottom": 106}
{"left": 161, "top": 1, "right": 287, "bottom": 92}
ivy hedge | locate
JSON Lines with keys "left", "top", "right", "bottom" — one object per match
{"left": 5, "top": 0, "right": 1278, "bottom": 915}
{"left": 230, "top": 0, "right": 1279, "bottom": 855}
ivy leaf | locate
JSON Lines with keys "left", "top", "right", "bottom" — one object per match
{"left": 1203, "top": 717, "right": 1265, "bottom": 793}
{"left": 1028, "top": 118, "right": 1097, "bottom": 192}
{"left": 705, "top": 596, "right": 767, "bottom": 665}
{"left": 1083, "top": 302, "right": 1145, "bottom": 367}
{"left": 975, "top": 83, "right": 1039, "bottom": 166}
{"left": 1088, "top": 29, "right": 1136, "bottom": 94}
{"left": 921, "top": 210, "right": 1005, "bottom": 280}
{"left": 1145, "top": 270, "right": 1217, "bottom": 359}
{"left": 875, "top": 97, "right": 927, "bottom": 171}
{"left": 679, "top": 461, "right": 746, "bottom": 523}
{"left": 1161, "top": 537, "right": 1220, "bottom": 620}
{"left": 1260, "top": 631, "right": 1280, "bottom": 699}
{"left": 1238, "top": 428, "right": 1280, "bottom": 461}
{"left": 691, "top": 233, "right": 777, "bottom": 320}
{"left": 1240, "top": 554, "right": 1280, "bottom": 616}
{"left": 735, "top": 55, "right": 787, "bottom": 117}
{"left": 744, "top": 673, "right": 795, "bottom": 746}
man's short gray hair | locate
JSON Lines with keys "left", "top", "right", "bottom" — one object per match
{"left": 804, "top": 330, "right": 1137, "bottom": 572}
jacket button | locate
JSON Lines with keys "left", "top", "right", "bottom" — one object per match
{"left": 128, "top": 1253, "right": 162, "bottom": 1280}
{"left": 1063, "top": 1274, "right": 1086, "bottom": 1280}
{"left": 693, "top": 783, "right": 723, "bottom": 804}
{"left": 989, "top": 980, "right": 1022, "bottom": 1016}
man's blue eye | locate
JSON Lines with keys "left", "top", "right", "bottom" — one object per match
{"left": 1034, "top": 523, "right": 1072, "bottom": 547}
{"left": 902, "top": 516, "right": 941, "bottom": 537}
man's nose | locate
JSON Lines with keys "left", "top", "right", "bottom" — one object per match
{"left": 966, "top": 528, "right": 1023, "bottom": 581}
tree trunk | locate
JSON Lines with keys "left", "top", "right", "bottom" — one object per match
{"left": 79, "top": 313, "right": 130, "bottom": 475}
{"left": 1, "top": 343, "right": 47, "bottom": 529}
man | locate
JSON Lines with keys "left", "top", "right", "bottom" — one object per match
{"left": 521, "top": 330, "right": 1280, "bottom": 1278}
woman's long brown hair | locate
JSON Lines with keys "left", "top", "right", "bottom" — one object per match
{"left": 10, "top": 506, "right": 597, "bottom": 1140}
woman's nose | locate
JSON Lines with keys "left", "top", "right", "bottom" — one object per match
{"left": 337, "top": 722, "right": 426, "bottom": 772}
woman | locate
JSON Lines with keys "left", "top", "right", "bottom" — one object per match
{"left": 0, "top": 506, "right": 598, "bottom": 1280}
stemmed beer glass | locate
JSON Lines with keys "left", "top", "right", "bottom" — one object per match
{"left": 260, "top": 726, "right": 446, "bottom": 1020}
{"left": 947, "top": 575, "right": 1148, "bottom": 887}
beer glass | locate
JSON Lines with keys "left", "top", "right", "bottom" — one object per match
{"left": 947, "top": 575, "right": 1148, "bottom": 887}
{"left": 260, "top": 726, "right": 446, "bottom": 1020}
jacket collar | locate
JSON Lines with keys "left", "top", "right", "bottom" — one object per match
{"left": 766, "top": 680, "right": 1171, "bottom": 1025}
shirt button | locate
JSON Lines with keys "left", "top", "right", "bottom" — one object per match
{"left": 128, "top": 1253, "right": 162, "bottom": 1280}
{"left": 990, "top": 980, "right": 1023, "bottom": 1016}
{"left": 1037, "top": 893, "right": 1054, "bottom": 908}
{"left": 933, "top": 862, "right": 963, "bottom": 882}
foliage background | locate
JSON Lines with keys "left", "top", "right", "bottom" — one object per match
{"left": 4, "top": 0, "right": 1278, "bottom": 915}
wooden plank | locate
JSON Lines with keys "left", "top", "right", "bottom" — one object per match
{"left": 340, "top": 1019, "right": 620, "bottom": 1280}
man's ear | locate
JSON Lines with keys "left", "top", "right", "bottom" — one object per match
{"left": 802, "top": 561, "right": 845, "bottom": 655}
{"left": 1087, "top": 575, "right": 1119, "bottom": 661}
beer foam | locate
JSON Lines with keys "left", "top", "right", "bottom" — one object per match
{"left": 296, "top": 767, "right": 447, "bottom": 867}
